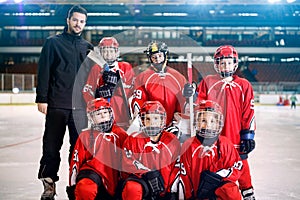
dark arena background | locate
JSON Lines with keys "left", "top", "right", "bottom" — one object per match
{"left": 0, "top": 0, "right": 299, "bottom": 199}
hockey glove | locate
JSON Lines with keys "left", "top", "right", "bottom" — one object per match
{"left": 102, "top": 70, "right": 120, "bottom": 86}
{"left": 197, "top": 170, "right": 223, "bottom": 199}
{"left": 240, "top": 130, "right": 256, "bottom": 154}
{"left": 165, "top": 125, "right": 179, "bottom": 136}
{"left": 66, "top": 185, "right": 76, "bottom": 200}
{"left": 183, "top": 83, "right": 195, "bottom": 98}
{"left": 95, "top": 85, "right": 113, "bottom": 99}
{"left": 142, "top": 170, "right": 165, "bottom": 196}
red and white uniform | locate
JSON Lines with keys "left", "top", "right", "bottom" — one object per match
{"left": 83, "top": 62, "right": 135, "bottom": 127}
{"left": 196, "top": 74, "right": 256, "bottom": 151}
{"left": 131, "top": 66, "right": 186, "bottom": 126}
{"left": 122, "top": 130, "right": 181, "bottom": 196}
{"left": 180, "top": 136, "right": 243, "bottom": 199}
{"left": 69, "top": 124, "right": 127, "bottom": 198}
{"left": 196, "top": 74, "right": 256, "bottom": 190}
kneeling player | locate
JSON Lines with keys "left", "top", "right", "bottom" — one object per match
{"left": 121, "top": 101, "right": 180, "bottom": 200}
{"left": 67, "top": 98, "right": 127, "bottom": 200}
{"left": 180, "top": 100, "right": 243, "bottom": 200}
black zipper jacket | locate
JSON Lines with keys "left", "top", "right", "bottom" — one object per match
{"left": 35, "top": 27, "right": 93, "bottom": 109}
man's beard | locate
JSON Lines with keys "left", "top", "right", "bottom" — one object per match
{"left": 69, "top": 26, "right": 82, "bottom": 36}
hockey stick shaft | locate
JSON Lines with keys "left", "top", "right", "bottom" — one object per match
{"left": 187, "top": 53, "right": 195, "bottom": 137}
{"left": 117, "top": 71, "right": 132, "bottom": 121}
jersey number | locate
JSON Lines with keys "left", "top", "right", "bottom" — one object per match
{"left": 133, "top": 89, "right": 143, "bottom": 100}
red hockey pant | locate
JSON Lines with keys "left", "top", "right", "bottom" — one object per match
{"left": 238, "top": 159, "right": 253, "bottom": 190}
{"left": 215, "top": 182, "right": 242, "bottom": 200}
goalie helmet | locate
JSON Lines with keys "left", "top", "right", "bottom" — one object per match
{"left": 213, "top": 45, "right": 238, "bottom": 78}
{"left": 98, "top": 37, "right": 120, "bottom": 66}
{"left": 144, "top": 41, "right": 169, "bottom": 72}
{"left": 87, "top": 98, "right": 114, "bottom": 132}
{"left": 194, "top": 100, "right": 224, "bottom": 146}
{"left": 139, "top": 101, "right": 166, "bottom": 136}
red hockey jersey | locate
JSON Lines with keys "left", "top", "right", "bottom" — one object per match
{"left": 82, "top": 61, "right": 135, "bottom": 127}
{"left": 196, "top": 74, "right": 256, "bottom": 150}
{"left": 180, "top": 136, "right": 243, "bottom": 199}
{"left": 69, "top": 125, "right": 127, "bottom": 196}
{"left": 122, "top": 130, "right": 181, "bottom": 194}
{"left": 131, "top": 66, "right": 187, "bottom": 126}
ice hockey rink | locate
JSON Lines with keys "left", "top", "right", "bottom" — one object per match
{"left": 0, "top": 104, "right": 299, "bottom": 200}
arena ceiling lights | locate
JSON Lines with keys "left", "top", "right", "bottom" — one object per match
{"left": 153, "top": 12, "right": 188, "bottom": 17}
{"left": 0, "top": 0, "right": 299, "bottom": 4}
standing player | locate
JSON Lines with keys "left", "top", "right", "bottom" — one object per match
{"left": 121, "top": 101, "right": 180, "bottom": 200}
{"left": 35, "top": 5, "right": 93, "bottom": 200}
{"left": 290, "top": 93, "right": 298, "bottom": 109}
{"left": 131, "top": 41, "right": 187, "bottom": 127}
{"left": 192, "top": 45, "right": 256, "bottom": 199}
{"left": 180, "top": 100, "right": 243, "bottom": 200}
{"left": 83, "top": 37, "right": 135, "bottom": 129}
{"left": 67, "top": 98, "right": 127, "bottom": 200}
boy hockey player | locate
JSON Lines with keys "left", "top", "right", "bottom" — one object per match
{"left": 67, "top": 98, "right": 127, "bottom": 199}
{"left": 180, "top": 100, "right": 243, "bottom": 200}
{"left": 122, "top": 101, "right": 180, "bottom": 200}
{"left": 193, "top": 45, "right": 256, "bottom": 199}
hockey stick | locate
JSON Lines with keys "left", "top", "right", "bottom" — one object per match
{"left": 116, "top": 70, "right": 133, "bottom": 121}
{"left": 87, "top": 49, "right": 106, "bottom": 68}
{"left": 187, "top": 53, "right": 195, "bottom": 137}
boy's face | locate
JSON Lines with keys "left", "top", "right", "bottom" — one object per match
{"left": 67, "top": 12, "right": 87, "bottom": 35}
{"left": 100, "top": 47, "right": 118, "bottom": 64}
{"left": 91, "top": 108, "right": 111, "bottom": 124}
{"left": 150, "top": 52, "right": 165, "bottom": 64}
{"left": 217, "top": 57, "right": 236, "bottom": 74}
{"left": 196, "top": 112, "right": 219, "bottom": 133}
{"left": 143, "top": 113, "right": 163, "bottom": 127}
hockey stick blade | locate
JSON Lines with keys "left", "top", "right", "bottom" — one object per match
{"left": 87, "top": 50, "right": 106, "bottom": 68}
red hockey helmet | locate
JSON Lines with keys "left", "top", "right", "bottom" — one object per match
{"left": 98, "top": 37, "right": 120, "bottom": 65}
{"left": 139, "top": 101, "right": 166, "bottom": 136}
{"left": 86, "top": 98, "right": 114, "bottom": 132}
{"left": 194, "top": 100, "right": 224, "bottom": 141}
{"left": 98, "top": 37, "right": 119, "bottom": 48}
{"left": 213, "top": 45, "right": 239, "bottom": 78}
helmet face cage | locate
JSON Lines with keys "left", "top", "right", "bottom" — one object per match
{"left": 194, "top": 100, "right": 224, "bottom": 139}
{"left": 98, "top": 37, "right": 120, "bottom": 66}
{"left": 87, "top": 98, "right": 114, "bottom": 132}
{"left": 139, "top": 101, "right": 166, "bottom": 137}
{"left": 213, "top": 45, "right": 238, "bottom": 78}
{"left": 145, "top": 41, "right": 169, "bottom": 71}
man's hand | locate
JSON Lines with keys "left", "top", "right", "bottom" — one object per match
{"left": 37, "top": 103, "right": 48, "bottom": 114}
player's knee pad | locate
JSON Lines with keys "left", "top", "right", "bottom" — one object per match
{"left": 122, "top": 176, "right": 150, "bottom": 199}
{"left": 75, "top": 178, "right": 98, "bottom": 199}
{"left": 75, "top": 169, "right": 103, "bottom": 199}
{"left": 122, "top": 180, "right": 144, "bottom": 200}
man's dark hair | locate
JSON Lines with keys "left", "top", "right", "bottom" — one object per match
{"left": 67, "top": 5, "right": 88, "bottom": 19}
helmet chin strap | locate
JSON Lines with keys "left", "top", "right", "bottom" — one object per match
{"left": 152, "top": 56, "right": 168, "bottom": 73}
